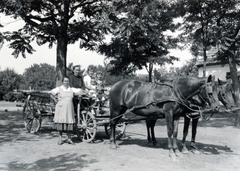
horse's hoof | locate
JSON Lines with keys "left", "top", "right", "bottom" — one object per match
{"left": 110, "top": 143, "right": 118, "bottom": 149}
{"left": 169, "top": 149, "right": 177, "bottom": 159}
{"left": 190, "top": 142, "right": 198, "bottom": 150}
{"left": 169, "top": 153, "right": 178, "bottom": 161}
{"left": 175, "top": 149, "right": 183, "bottom": 157}
{"left": 181, "top": 146, "right": 189, "bottom": 154}
{"left": 191, "top": 149, "right": 201, "bottom": 154}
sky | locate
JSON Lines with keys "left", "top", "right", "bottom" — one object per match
{"left": 0, "top": 15, "right": 193, "bottom": 75}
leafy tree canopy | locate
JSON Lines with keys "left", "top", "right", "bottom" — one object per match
{"left": 0, "top": 0, "right": 113, "bottom": 85}
{"left": 99, "top": 0, "right": 179, "bottom": 76}
{"left": 23, "top": 63, "right": 55, "bottom": 90}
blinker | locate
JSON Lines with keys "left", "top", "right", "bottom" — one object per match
{"left": 206, "top": 84, "right": 213, "bottom": 94}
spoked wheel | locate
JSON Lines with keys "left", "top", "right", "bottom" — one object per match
{"left": 75, "top": 110, "right": 97, "bottom": 142}
{"left": 105, "top": 122, "right": 127, "bottom": 140}
{"left": 23, "top": 99, "right": 42, "bottom": 133}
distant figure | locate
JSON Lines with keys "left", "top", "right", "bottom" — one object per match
{"left": 50, "top": 76, "right": 84, "bottom": 145}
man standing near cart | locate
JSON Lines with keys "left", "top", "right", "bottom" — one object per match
{"left": 68, "top": 65, "right": 85, "bottom": 89}
{"left": 68, "top": 65, "right": 85, "bottom": 113}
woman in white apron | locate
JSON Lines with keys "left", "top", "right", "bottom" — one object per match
{"left": 50, "top": 76, "right": 84, "bottom": 145}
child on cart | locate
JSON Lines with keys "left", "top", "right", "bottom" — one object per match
{"left": 95, "top": 71, "right": 108, "bottom": 113}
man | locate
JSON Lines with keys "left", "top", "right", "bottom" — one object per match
{"left": 68, "top": 65, "right": 85, "bottom": 114}
{"left": 68, "top": 65, "right": 85, "bottom": 89}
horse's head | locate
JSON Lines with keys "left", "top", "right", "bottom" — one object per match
{"left": 217, "top": 78, "right": 236, "bottom": 109}
{"left": 196, "top": 75, "right": 220, "bottom": 111}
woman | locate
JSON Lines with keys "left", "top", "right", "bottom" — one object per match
{"left": 83, "top": 66, "right": 97, "bottom": 98}
{"left": 50, "top": 76, "right": 84, "bottom": 145}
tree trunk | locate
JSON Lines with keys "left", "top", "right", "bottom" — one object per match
{"left": 203, "top": 48, "right": 207, "bottom": 78}
{"left": 148, "top": 62, "right": 153, "bottom": 82}
{"left": 228, "top": 54, "right": 240, "bottom": 127}
{"left": 56, "top": 37, "right": 68, "bottom": 86}
{"left": 55, "top": 1, "right": 69, "bottom": 87}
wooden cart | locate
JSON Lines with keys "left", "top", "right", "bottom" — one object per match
{"left": 21, "top": 90, "right": 127, "bottom": 142}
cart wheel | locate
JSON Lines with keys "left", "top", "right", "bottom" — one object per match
{"left": 27, "top": 117, "right": 42, "bottom": 133}
{"left": 23, "top": 100, "right": 41, "bottom": 133}
{"left": 75, "top": 110, "right": 97, "bottom": 142}
{"left": 105, "top": 122, "right": 127, "bottom": 140}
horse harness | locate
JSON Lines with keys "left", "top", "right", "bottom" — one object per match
{"left": 110, "top": 79, "right": 216, "bottom": 122}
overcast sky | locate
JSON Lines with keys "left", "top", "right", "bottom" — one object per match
{"left": 0, "top": 15, "right": 193, "bottom": 75}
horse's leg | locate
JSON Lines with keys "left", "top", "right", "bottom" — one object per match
{"left": 182, "top": 116, "right": 190, "bottom": 154}
{"left": 110, "top": 111, "right": 119, "bottom": 149}
{"left": 173, "top": 117, "right": 182, "bottom": 157}
{"left": 146, "top": 119, "right": 152, "bottom": 144}
{"left": 150, "top": 119, "right": 157, "bottom": 146}
{"left": 191, "top": 118, "right": 199, "bottom": 150}
{"left": 165, "top": 111, "right": 175, "bottom": 158}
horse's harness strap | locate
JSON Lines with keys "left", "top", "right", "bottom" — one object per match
{"left": 155, "top": 79, "right": 209, "bottom": 116}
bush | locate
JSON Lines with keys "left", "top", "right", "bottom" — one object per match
{"left": 3, "top": 92, "right": 25, "bottom": 102}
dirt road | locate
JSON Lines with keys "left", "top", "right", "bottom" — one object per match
{"left": 0, "top": 102, "right": 239, "bottom": 171}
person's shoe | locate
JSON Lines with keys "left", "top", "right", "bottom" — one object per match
{"left": 67, "top": 139, "right": 76, "bottom": 145}
{"left": 58, "top": 141, "right": 64, "bottom": 145}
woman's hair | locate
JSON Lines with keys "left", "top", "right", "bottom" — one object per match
{"left": 62, "top": 75, "right": 70, "bottom": 82}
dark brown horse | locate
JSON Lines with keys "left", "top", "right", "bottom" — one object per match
{"left": 109, "top": 75, "right": 220, "bottom": 158}
{"left": 146, "top": 76, "right": 220, "bottom": 153}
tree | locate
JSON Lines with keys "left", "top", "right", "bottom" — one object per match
{"left": 177, "top": 0, "right": 220, "bottom": 77}
{"left": 99, "top": 0, "right": 179, "bottom": 82}
{"left": 214, "top": 1, "right": 240, "bottom": 102}
{"left": 212, "top": 0, "right": 240, "bottom": 126}
{"left": 0, "top": 68, "right": 23, "bottom": 100}
{"left": 176, "top": 58, "right": 198, "bottom": 77}
{"left": 23, "top": 63, "right": 55, "bottom": 90}
{"left": 1, "top": 0, "right": 112, "bottom": 86}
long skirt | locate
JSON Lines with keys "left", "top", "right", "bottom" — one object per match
{"left": 53, "top": 100, "right": 75, "bottom": 131}
{"left": 53, "top": 123, "right": 74, "bottom": 131}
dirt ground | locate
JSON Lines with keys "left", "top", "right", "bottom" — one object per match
{"left": 0, "top": 101, "right": 240, "bottom": 171}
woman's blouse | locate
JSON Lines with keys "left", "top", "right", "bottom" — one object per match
{"left": 50, "top": 85, "right": 82, "bottom": 96}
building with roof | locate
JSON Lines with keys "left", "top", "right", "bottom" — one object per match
{"left": 195, "top": 47, "right": 240, "bottom": 80}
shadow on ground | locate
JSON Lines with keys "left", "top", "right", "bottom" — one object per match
{"left": 7, "top": 153, "right": 98, "bottom": 171}
{"left": 117, "top": 132, "right": 233, "bottom": 155}
{"left": 0, "top": 111, "right": 59, "bottom": 144}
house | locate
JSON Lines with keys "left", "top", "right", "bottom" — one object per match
{"left": 195, "top": 48, "right": 240, "bottom": 80}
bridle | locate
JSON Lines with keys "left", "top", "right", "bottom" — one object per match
{"left": 218, "top": 82, "right": 235, "bottom": 109}
{"left": 198, "top": 82, "right": 216, "bottom": 107}
{"left": 174, "top": 80, "right": 218, "bottom": 121}
{"left": 173, "top": 79, "right": 217, "bottom": 110}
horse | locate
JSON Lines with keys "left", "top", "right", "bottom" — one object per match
{"left": 109, "top": 75, "right": 220, "bottom": 158}
{"left": 217, "top": 79, "right": 236, "bottom": 109}
{"left": 145, "top": 76, "right": 220, "bottom": 154}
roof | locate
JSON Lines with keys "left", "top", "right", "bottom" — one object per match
{"left": 195, "top": 47, "right": 225, "bottom": 67}
{"left": 195, "top": 58, "right": 225, "bottom": 67}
